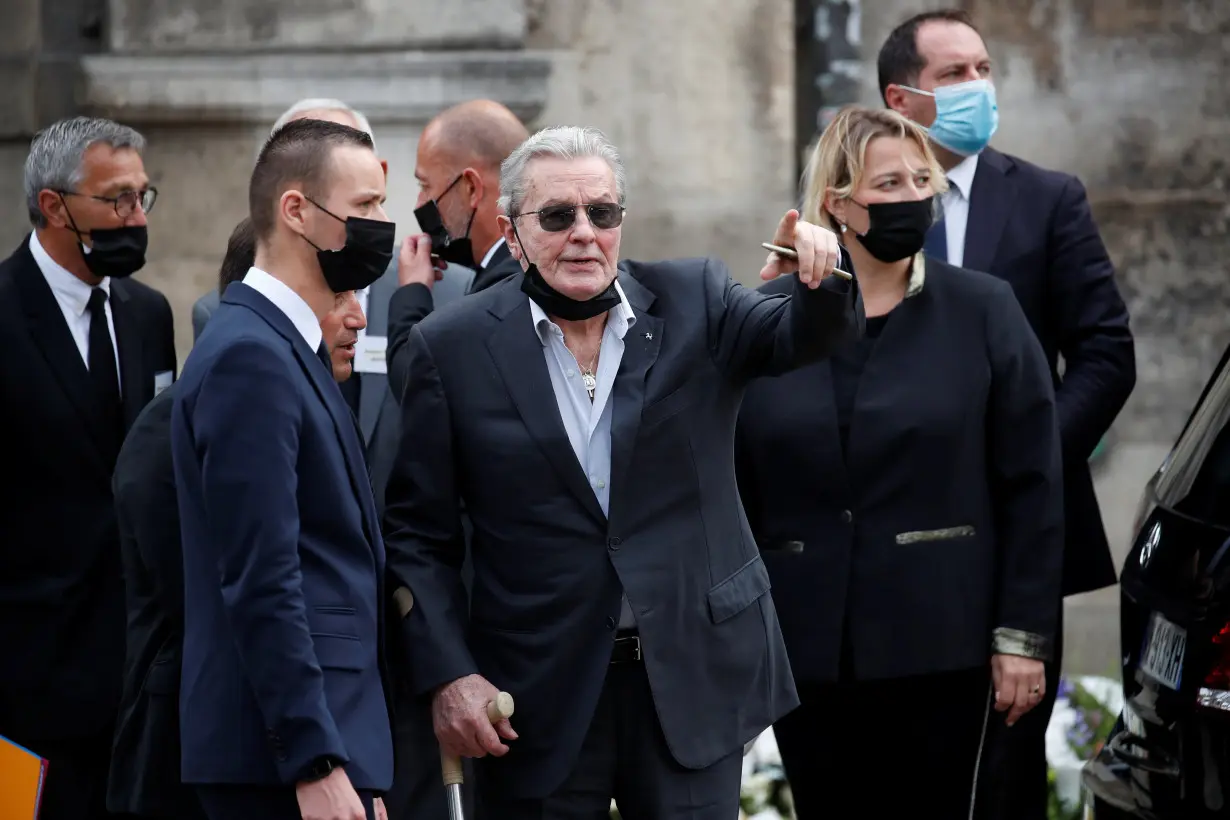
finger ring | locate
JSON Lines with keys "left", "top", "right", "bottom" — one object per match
{"left": 1031, "top": 685, "right": 1041, "bottom": 695}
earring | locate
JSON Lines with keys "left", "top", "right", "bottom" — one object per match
{"left": 839, "top": 223, "right": 847, "bottom": 233}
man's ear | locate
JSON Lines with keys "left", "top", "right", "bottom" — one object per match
{"left": 461, "top": 167, "right": 484, "bottom": 209}
{"left": 498, "top": 215, "right": 522, "bottom": 261}
{"left": 279, "top": 189, "right": 309, "bottom": 235}
{"left": 884, "top": 84, "right": 915, "bottom": 119}
{"left": 39, "top": 189, "right": 71, "bottom": 230}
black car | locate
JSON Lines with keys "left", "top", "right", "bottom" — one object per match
{"left": 1083, "top": 344, "right": 1230, "bottom": 818}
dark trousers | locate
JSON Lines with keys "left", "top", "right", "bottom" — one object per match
{"left": 15, "top": 727, "right": 135, "bottom": 820}
{"left": 382, "top": 687, "right": 475, "bottom": 820}
{"left": 975, "top": 608, "right": 1064, "bottom": 820}
{"left": 479, "top": 661, "right": 743, "bottom": 820}
{"left": 196, "top": 784, "right": 376, "bottom": 820}
{"left": 775, "top": 666, "right": 992, "bottom": 819}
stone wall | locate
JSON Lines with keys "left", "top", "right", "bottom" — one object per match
{"left": 526, "top": 0, "right": 796, "bottom": 283}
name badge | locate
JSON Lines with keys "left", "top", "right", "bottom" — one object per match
{"left": 153, "top": 370, "right": 174, "bottom": 395}
{"left": 353, "top": 334, "right": 388, "bottom": 375}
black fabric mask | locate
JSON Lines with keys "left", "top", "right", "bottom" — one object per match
{"left": 851, "top": 197, "right": 935, "bottom": 263}
{"left": 519, "top": 262, "right": 621, "bottom": 321}
{"left": 413, "top": 199, "right": 476, "bottom": 269}
{"left": 304, "top": 198, "right": 395, "bottom": 293}
{"left": 512, "top": 223, "right": 620, "bottom": 321}
{"left": 80, "top": 225, "right": 148, "bottom": 279}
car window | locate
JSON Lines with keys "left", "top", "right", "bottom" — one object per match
{"left": 1154, "top": 345, "right": 1230, "bottom": 528}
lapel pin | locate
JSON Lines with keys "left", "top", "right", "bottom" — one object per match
{"left": 644, "top": 331, "right": 653, "bottom": 341}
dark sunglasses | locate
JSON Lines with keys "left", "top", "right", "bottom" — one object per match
{"left": 515, "top": 202, "right": 625, "bottom": 233}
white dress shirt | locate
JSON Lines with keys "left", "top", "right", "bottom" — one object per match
{"left": 480, "top": 237, "right": 507, "bottom": 270}
{"left": 29, "top": 231, "right": 122, "bottom": 391}
{"left": 939, "top": 152, "right": 980, "bottom": 269}
{"left": 241, "top": 267, "right": 323, "bottom": 352}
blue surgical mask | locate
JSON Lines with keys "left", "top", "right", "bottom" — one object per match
{"left": 901, "top": 79, "right": 999, "bottom": 157}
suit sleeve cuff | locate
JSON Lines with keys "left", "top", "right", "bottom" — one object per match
{"left": 991, "top": 627, "right": 1053, "bottom": 662}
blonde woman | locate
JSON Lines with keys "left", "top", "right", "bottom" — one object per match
{"left": 735, "top": 106, "right": 1063, "bottom": 816}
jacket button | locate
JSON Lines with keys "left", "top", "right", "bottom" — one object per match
{"left": 607, "top": 537, "right": 622, "bottom": 550}
{"left": 605, "top": 616, "right": 617, "bottom": 630}
{"left": 840, "top": 510, "right": 853, "bottom": 524}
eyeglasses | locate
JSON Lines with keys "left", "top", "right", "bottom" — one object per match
{"left": 513, "top": 202, "right": 624, "bottom": 233}
{"left": 58, "top": 187, "right": 158, "bottom": 219}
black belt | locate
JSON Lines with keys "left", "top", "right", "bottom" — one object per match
{"left": 610, "top": 632, "right": 642, "bottom": 664}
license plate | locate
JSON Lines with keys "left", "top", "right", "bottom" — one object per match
{"left": 1139, "top": 612, "right": 1187, "bottom": 690}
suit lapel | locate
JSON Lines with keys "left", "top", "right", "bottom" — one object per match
{"left": 357, "top": 265, "right": 396, "bottom": 444}
{"left": 228, "top": 284, "right": 383, "bottom": 555}
{"left": 109, "top": 280, "right": 149, "bottom": 431}
{"left": 12, "top": 245, "right": 111, "bottom": 474}
{"left": 297, "top": 340, "right": 383, "bottom": 554}
{"left": 608, "top": 275, "right": 661, "bottom": 523}
{"left": 963, "top": 148, "right": 1016, "bottom": 274}
{"left": 484, "top": 286, "right": 607, "bottom": 525}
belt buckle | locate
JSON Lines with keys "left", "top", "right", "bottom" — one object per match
{"left": 614, "top": 634, "right": 642, "bottom": 663}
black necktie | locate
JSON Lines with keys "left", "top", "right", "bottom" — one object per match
{"left": 87, "top": 287, "right": 122, "bottom": 440}
{"left": 924, "top": 193, "right": 948, "bottom": 262}
{"left": 316, "top": 341, "right": 333, "bottom": 375}
{"left": 338, "top": 370, "right": 361, "bottom": 415}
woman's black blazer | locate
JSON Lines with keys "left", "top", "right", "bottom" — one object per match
{"left": 735, "top": 257, "right": 1063, "bottom": 683}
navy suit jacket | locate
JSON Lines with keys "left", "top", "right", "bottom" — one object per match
{"left": 960, "top": 148, "right": 1135, "bottom": 596}
{"left": 171, "top": 283, "right": 393, "bottom": 790}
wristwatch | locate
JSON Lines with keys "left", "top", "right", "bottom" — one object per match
{"left": 299, "top": 755, "right": 343, "bottom": 783}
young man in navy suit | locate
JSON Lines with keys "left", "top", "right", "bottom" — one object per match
{"left": 171, "top": 119, "right": 396, "bottom": 820}
{"left": 878, "top": 10, "right": 1136, "bottom": 818}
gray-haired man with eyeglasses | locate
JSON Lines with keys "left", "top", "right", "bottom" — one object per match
{"left": 0, "top": 115, "right": 177, "bottom": 820}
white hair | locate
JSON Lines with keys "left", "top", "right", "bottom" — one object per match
{"left": 269, "top": 98, "right": 376, "bottom": 151}
{"left": 497, "top": 126, "right": 626, "bottom": 217}
{"left": 24, "top": 117, "right": 146, "bottom": 228}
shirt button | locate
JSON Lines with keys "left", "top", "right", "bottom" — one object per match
{"left": 567, "top": 370, "right": 575, "bottom": 377}
{"left": 607, "top": 537, "right": 622, "bottom": 550}
{"left": 840, "top": 510, "right": 854, "bottom": 524}
{"left": 597, "top": 479, "right": 606, "bottom": 489}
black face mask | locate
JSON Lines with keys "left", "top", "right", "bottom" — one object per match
{"left": 850, "top": 197, "right": 935, "bottom": 263}
{"left": 81, "top": 225, "right": 149, "bottom": 279}
{"left": 304, "top": 198, "right": 395, "bottom": 293}
{"left": 413, "top": 199, "right": 476, "bottom": 270}
{"left": 59, "top": 195, "right": 148, "bottom": 279}
{"left": 512, "top": 226, "right": 620, "bottom": 321}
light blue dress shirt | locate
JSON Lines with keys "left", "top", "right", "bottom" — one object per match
{"left": 529, "top": 280, "right": 638, "bottom": 628}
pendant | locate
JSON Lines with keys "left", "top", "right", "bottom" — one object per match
{"left": 582, "top": 371, "right": 597, "bottom": 399}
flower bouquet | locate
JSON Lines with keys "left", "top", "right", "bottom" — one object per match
{"left": 1045, "top": 675, "right": 1123, "bottom": 819}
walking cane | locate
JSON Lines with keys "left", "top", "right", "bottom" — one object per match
{"left": 440, "top": 691, "right": 515, "bottom": 820}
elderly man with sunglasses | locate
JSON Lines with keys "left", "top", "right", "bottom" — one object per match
{"left": 382, "top": 125, "right": 859, "bottom": 819}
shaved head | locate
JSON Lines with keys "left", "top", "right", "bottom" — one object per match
{"left": 421, "top": 100, "right": 529, "bottom": 172}
{"left": 414, "top": 99, "right": 529, "bottom": 263}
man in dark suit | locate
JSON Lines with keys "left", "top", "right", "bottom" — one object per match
{"left": 107, "top": 216, "right": 368, "bottom": 820}
{"left": 187, "top": 98, "right": 471, "bottom": 513}
{"left": 878, "top": 10, "right": 1136, "bottom": 818}
{"left": 0, "top": 116, "right": 175, "bottom": 820}
{"left": 385, "top": 99, "right": 529, "bottom": 403}
{"left": 382, "top": 125, "right": 856, "bottom": 818}
{"left": 171, "top": 119, "right": 394, "bottom": 820}
{"left": 377, "top": 100, "right": 528, "bottom": 820}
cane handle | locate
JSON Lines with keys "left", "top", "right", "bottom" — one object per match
{"left": 440, "top": 692, "right": 516, "bottom": 786}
